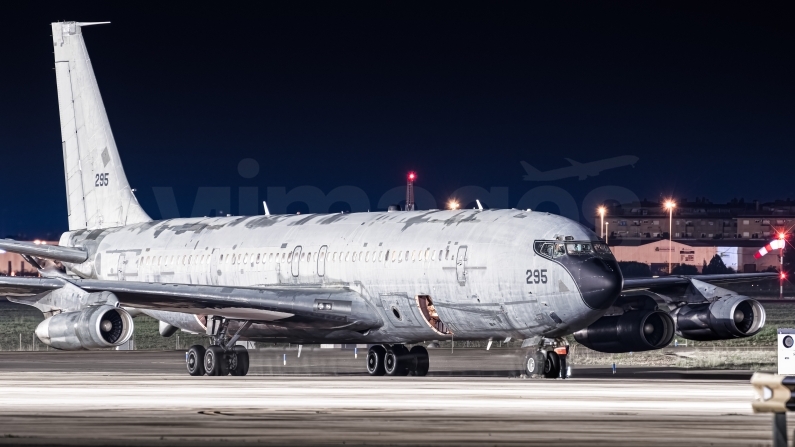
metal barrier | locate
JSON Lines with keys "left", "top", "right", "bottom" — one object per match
{"left": 751, "top": 373, "right": 795, "bottom": 447}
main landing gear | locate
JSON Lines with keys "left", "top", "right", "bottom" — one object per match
{"left": 367, "top": 344, "right": 430, "bottom": 376}
{"left": 185, "top": 318, "right": 252, "bottom": 377}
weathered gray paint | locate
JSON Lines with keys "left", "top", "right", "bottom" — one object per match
{"left": 57, "top": 210, "right": 602, "bottom": 344}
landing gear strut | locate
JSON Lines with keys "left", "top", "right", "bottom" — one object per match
{"left": 185, "top": 318, "right": 252, "bottom": 377}
{"left": 367, "top": 344, "right": 429, "bottom": 377}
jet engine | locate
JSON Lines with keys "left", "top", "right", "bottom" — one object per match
{"left": 573, "top": 309, "right": 675, "bottom": 353}
{"left": 35, "top": 305, "right": 134, "bottom": 350}
{"left": 673, "top": 296, "right": 765, "bottom": 341}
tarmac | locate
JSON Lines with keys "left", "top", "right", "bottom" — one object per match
{"left": 0, "top": 349, "right": 783, "bottom": 446}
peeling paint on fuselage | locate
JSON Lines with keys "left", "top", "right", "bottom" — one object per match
{"left": 60, "top": 209, "right": 606, "bottom": 344}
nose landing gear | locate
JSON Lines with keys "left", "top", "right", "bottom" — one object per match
{"left": 367, "top": 344, "right": 430, "bottom": 377}
{"left": 522, "top": 338, "right": 569, "bottom": 379}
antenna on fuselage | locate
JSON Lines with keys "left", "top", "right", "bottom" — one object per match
{"left": 263, "top": 201, "right": 270, "bottom": 216}
{"left": 476, "top": 200, "right": 483, "bottom": 211}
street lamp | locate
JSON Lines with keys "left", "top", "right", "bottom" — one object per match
{"left": 664, "top": 200, "right": 676, "bottom": 274}
{"left": 598, "top": 206, "right": 606, "bottom": 240}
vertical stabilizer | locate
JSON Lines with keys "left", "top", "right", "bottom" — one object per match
{"left": 51, "top": 22, "right": 151, "bottom": 230}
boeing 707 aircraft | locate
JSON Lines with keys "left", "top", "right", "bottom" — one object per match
{"left": 0, "top": 22, "right": 774, "bottom": 378}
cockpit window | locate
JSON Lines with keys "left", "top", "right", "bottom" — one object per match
{"left": 553, "top": 243, "right": 566, "bottom": 257}
{"left": 535, "top": 240, "right": 613, "bottom": 259}
{"left": 593, "top": 243, "right": 612, "bottom": 255}
{"left": 566, "top": 243, "right": 593, "bottom": 255}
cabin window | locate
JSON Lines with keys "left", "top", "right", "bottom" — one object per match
{"left": 159, "top": 257, "right": 163, "bottom": 265}
{"left": 445, "top": 249, "right": 450, "bottom": 260}
{"left": 243, "top": 254, "right": 249, "bottom": 264}
{"left": 219, "top": 255, "right": 224, "bottom": 263}
{"left": 188, "top": 255, "right": 192, "bottom": 265}
{"left": 256, "top": 254, "right": 261, "bottom": 264}
{"left": 352, "top": 252, "right": 358, "bottom": 262}
{"left": 411, "top": 250, "right": 416, "bottom": 261}
{"left": 405, "top": 251, "right": 410, "bottom": 262}
{"left": 438, "top": 250, "right": 443, "bottom": 261}
{"left": 379, "top": 251, "right": 384, "bottom": 262}
{"left": 344, "top": 252, "right": 350, "bottom": 262}
{"left": 431, "top": 250, "right": 436, "bottom": 261}
{"left": 287, "top": 253, "right": 293, "bottom": 262}
{"left": 365, "top": 252, "right": 370, "bottom": 262}
{"left": 392, "top": 250, "right": 398, "bottom": 262}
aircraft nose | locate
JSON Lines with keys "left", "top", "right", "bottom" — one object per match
{"left": 567, "top": 256, "right": 623, "bottom": 310}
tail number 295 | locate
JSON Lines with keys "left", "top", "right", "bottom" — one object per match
{"left": 526, "top": 269, "right": 547, "bottom": 284}
{"left": 95, "top": 173, "right": 109, "bottom": 187}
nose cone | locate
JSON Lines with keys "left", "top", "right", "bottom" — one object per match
{"left": 565, "top": 256, "right": 623, "bottom": 310}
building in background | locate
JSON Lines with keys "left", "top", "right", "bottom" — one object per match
{"left": 597, "top": 199, "right": 792, "bottom": 274}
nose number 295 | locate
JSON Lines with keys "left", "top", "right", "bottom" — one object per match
{"left": 526, "top": 269, "right": 548, "bottom": 284}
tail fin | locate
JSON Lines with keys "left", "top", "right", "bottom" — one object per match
{"left": 520, "top": 161, "right": 542, "bottom": 180}
{"left": 51, "top": 22, "right": 150, "bottom": 230}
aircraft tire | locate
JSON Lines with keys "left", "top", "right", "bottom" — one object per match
{"left": 367, "top": 345, "right": 386, "bottom": 376}
{"left": 543, "top": 351, "right": 561, "bottom": 378}
{"left": 229, "top": 346, "right": 250, "bottom": 376}
{"left": 410, "top": 345, "right": 429, "bottom": 376}
{"left": 385, "top": 344, "right": 411, "bottom": 376}
{"left": 186, "top": 345, "right": 206, "bottom": 376}
{"left": 205, "top": 346, "right": 229, "bottom": 376}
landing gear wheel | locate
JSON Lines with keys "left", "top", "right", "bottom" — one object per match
{"left": 385, "top": 344, "right": 410, "bottom": 376}
{"left": 410, "top": 345, "right": 429, "bottom": 376}
{"left": 543, "top": 351, "right": 561, "bottom": 378}
{"left": 186, "top": 345, "right": 206, "bottom": 376}
{"left": 204, "top": 346, "right": 229, "bottom": 376}
{"left": 367, "top": 345, "right": 386, "bottom": 376}
{"left": 522, "top": 350, "right": 546, "bottom": 377}
{"left": 229, "top": 345, "right": 250, "bottom": 376}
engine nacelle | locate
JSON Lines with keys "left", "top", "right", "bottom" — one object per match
{"left": 573, "top": 309, "right": 675, "bottom": 353}
{"left": 674, "top": 296, "right": 765, "bottom": 341}
{"left": 36, "top": 305, "right": 134, "bottom": 350}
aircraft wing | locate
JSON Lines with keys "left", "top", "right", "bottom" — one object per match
{"left": 0, "top": 276, "right": 382, "bottom": 331}
{"left": 622, "top": 272, "right": 778, "bottom": 295}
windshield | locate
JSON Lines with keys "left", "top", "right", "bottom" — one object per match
{"left": 534, "top": 240, "right": 614, "bottom": 259}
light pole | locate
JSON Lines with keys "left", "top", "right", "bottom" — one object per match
{"left": 598, "top": 206, "right": 606, "bottom": 240}
{"left": 664, "top": 200, "right": 676, "bottom": 274}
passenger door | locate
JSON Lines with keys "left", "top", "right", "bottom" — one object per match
{"left": 317, "top": 245, "right": 328, "bottom": 277}
{"left": 456, "top": 246, "right": 467, "bottom": 285}
{"left": 291, "top": 246, "right": 302, "bottom": 277}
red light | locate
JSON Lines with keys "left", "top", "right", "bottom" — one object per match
{"left": 782, "top": 273, "right": 787, "bottom": 280}
{"left": 779, "top": 233, "right": 787, "bottom": 240}
{"left": 408, "top": 172, "right": 415, "bottom": 180}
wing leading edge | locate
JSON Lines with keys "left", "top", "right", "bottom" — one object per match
{"left": 0, "top": 276, "right": 382, "bottom": 331}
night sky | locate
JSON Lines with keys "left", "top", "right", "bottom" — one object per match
{"left": 1, "top": 1, "right": 793, "bottom": 239}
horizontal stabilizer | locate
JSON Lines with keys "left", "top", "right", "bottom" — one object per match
{"left": 0, "top": 239, "right": 88, "bottom": 264}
